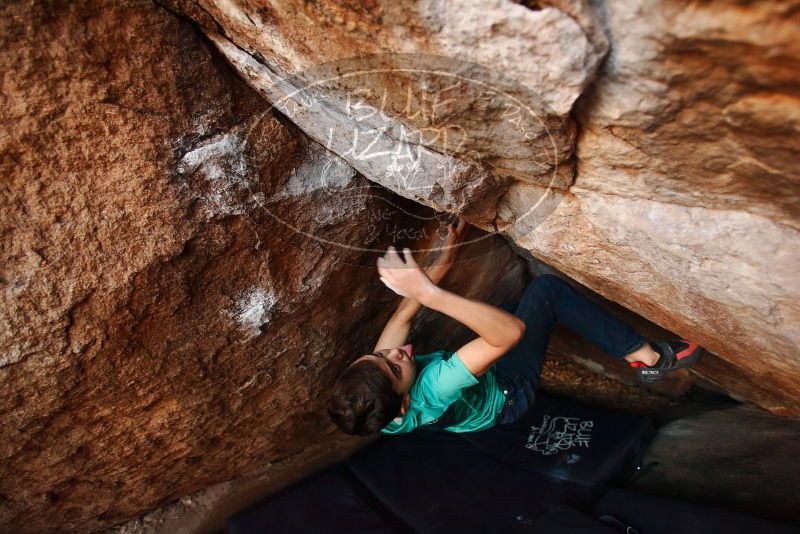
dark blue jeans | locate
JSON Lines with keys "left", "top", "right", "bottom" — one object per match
{"left": 494, "top": 275, "right": 646, "bottom": 425}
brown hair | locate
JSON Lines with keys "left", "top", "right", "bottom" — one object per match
{"left": 328, "top": 360, "right": 403, "bottom": 436}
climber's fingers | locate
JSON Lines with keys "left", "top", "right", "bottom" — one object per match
{"left": 455, "top": 216, "right": 467, "bottom": 235}
{"left": 399, "top": 247, "right": 418, "bottom": 267}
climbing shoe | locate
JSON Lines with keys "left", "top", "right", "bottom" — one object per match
{"left": 630, "top": 340, "right": 704, "bottom": 383}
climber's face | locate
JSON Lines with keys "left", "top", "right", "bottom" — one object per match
{"left": 351, "top": 346, "right": 417, "bottom": 396}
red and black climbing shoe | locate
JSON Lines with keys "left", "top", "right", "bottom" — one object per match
{"left": 630, "top": 340, "right": 704, "bottom": 383}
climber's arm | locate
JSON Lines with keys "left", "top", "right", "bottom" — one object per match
{"left": 371, "top": 301, "right": 415, "bottom": 352}
{"left": 418, "top": 287, "right": 525, "bottom": 377}
{"left": 373, "top": 220, "right": 466, "bottom": 351}
{"left": 376, "top": 246, "right": 525, "bottom": 374}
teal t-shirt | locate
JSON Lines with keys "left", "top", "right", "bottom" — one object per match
{"left": 381, "top": 350, "right": 506, "bottom": 434}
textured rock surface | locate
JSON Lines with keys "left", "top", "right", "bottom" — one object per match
{"left": 0, "top": 1, "right": 527, "bottom": 531}
{"left": 501, "top": 0, "right": 800, "bottom": 415}
{"left": 514, "top": 249, "right": 797, "bottom": 415}
{"left": 110, "top": 229, "right": 530, "bottom": 534}
{"left": 576, "top": 0, "right": 800, "bottom": 228}
{"left": 632, "top": 405, "right": 800, "bottom": 525}
{"left": 4, "top": 0, "right": 800, "bottom": 531}
{"left": 173, "top": 0, "right": 800, "bottom": 415}
{"left": 164, "top": 0, "right": 608, "bottom": 216}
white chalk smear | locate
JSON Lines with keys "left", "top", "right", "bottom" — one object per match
{"left": 177, "top": 132, "right": 264, "bottom": 216}
{"left": 230, "top": 286, "right": 277, "bottom": 340}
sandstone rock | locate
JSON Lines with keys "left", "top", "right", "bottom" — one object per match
{"left": 175, "top": 0, "right": 800, "bottom": 416}
{"left": 503, "top": 197, "right": 800, "bottom": 415}
{"left": 0, "top": 1, "right": 527, "bottom": 531}
{"left": 576, "top": 0, "right": 800, "bottom": 229}
{"left": 632, "top": 405, "right": 800, "bottom": 525}
{"left": 499, "top": 0, "right": 800, "bottom": 414}
{"left": 164, "top": 0, "right": 608, "bottom": 217}
{"left": 4, "top": 0, "right": 800, "bottom": 531}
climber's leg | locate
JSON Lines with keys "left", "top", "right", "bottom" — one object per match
{"left": 493, "top": 274, "right": 691, "bottom": 424}
{"left": 493, "top": 295, "right": 553, "bottom": 397}
{"left": 492, "top": 295, "right": 549, "bottom": 424}
{"left": 521, "top": 275, "right": 647, "bottom": 358}
{"left": 494, "top": 275, "right": 647, "bottom": 391}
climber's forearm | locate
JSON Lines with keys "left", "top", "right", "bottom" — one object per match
{"left": 424, "top": 260, "right": 452, "bottom": 286}
{"left": 391, "top": 296, "right": 422, "bottom": 324}
{"left": 416, "top": 285, "right": 524, "bottom": 348}
{"left": 389, "top": 262, "right": 452, "bottom": 323}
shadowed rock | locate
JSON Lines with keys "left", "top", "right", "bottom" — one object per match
{"left": 170, "top": 0, "right": 800, "bottom": 416}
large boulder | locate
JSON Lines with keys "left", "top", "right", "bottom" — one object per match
{"left": 505, "top": 0, "right": 800, "bottom": 416}
{"left": 0, "top": 0, "right": 526, "bottom": 531}
{"left": 632, "top": 405, "right": 800, "bottom": 525}
{"left": 3, "top": 0, "right": 799, "bottom": 530}
{"left": 171, "top": 0, "right": 800, "bottom": 416}
{"left": 164, "top": 0, "right": 608, "bottom": 214}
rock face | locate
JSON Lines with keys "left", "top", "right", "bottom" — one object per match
{"left": 0, "top": 1, "right": 526, "bottom": 531}
{"left": 172, "top": 0, "right": 800, "bottom": 415}
{"left": 3, "top": 0, "right": 800, "bottom": 531}
{"left": 632, "top": 405, "right": 800, "bottom": 525}
{"left": 507, "top": 0, "right": 800, "bottom": 417}
{"left": 165, "top": 0, "right": 608, "bottom": 216}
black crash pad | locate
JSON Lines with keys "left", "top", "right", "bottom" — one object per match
{"left": 346, "top": 429, "right": 593, "bottom": 534}
{"left": 591, "top": 487, "right": 800, "bottom": 534}
{"left": 231, "top": 397, "right": 654, "bottom": 534}
{"left": 227, "top": 464, "right": 411, "bottom": 534}
{"left": 460, "top": 393, "right": 654, "bottom": 487}
{"left": 228, "top": 394, "right": 800, "bottom": 534}
{"left": 517, "top": 505, "right": 621, "bottom": 533}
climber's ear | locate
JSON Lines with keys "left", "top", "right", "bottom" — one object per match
{"left": 399, "top": 394, "right": 410, "bottom": 417}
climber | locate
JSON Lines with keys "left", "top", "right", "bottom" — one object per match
{"left": 327, "top": 219, "right": 704, "bottom": 436}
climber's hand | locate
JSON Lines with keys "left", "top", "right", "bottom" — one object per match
{"left": 377, "top": 247, "right": 437, "bottom": 300}
{"left": 437, "top": 217, "right": 468, "bottom": 265}
{"left": 422, "top": 217, "right": 468, "bottom": 286}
